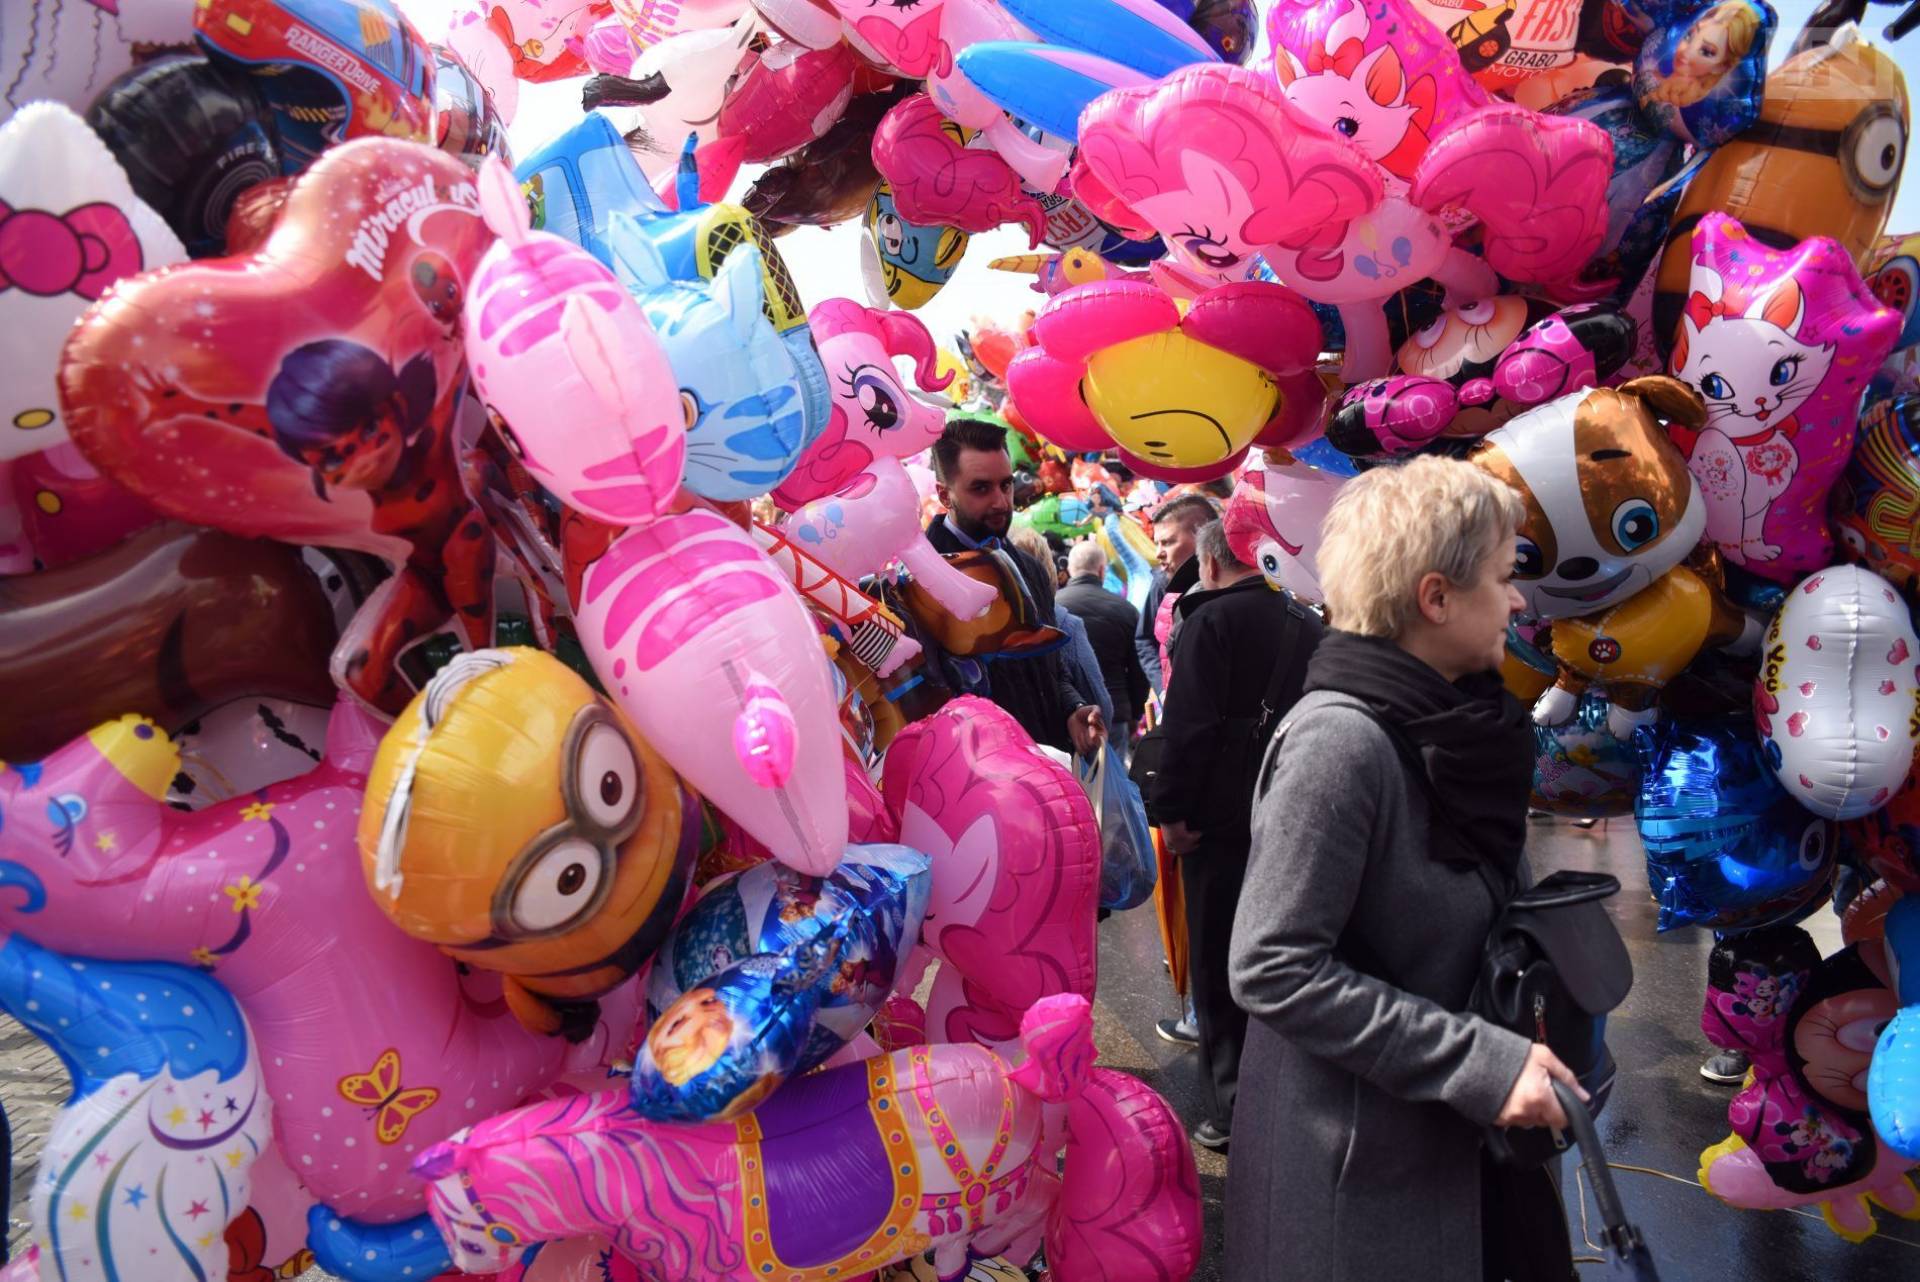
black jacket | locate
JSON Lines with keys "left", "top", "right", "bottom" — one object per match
{"left": 1150, "top": 575, "right": 1323, "bottom": 840}
{"left": 924, "top": 516, "right": 1084, "bottom": 752}
{"left": 1057, "top": 575, "right": 1150, "bottom": 726}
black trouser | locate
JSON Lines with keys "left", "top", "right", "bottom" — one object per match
{"left": 1180, "top": 834, "right": 1250, "bottom": 1131}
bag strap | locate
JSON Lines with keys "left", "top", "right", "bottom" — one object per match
{"left": 1253, "top": 601, "right": 1308, "bottom": 740}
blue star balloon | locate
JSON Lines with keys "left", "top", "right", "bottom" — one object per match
{"left": 1635, "top": 717, "right": 1838, "bottom": 931}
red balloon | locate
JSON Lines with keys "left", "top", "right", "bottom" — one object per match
{"left": 60, "top": 138, "right": 496, "bottom": 713}
{"left": 717, "top": 39, "right": 861, "bottom": 164}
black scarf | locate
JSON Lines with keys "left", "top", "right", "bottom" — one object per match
{"left": 1303, "top": 630, "right": 1533, "bottom": 880}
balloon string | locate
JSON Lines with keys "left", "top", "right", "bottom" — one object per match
{"left": 1573, "top": 1162, "right": 1920, "bottom": 1253}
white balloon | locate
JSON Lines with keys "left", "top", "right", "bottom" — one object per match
{"left": 1757, "top": 565, "right": 1920, "bottom": 820}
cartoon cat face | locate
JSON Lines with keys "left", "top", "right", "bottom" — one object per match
{"left": 1672, "top": 267, "right": 1838, "bottom": 436}
{"left": 1277, "top": 45, "right": 1420, "bottom": 170}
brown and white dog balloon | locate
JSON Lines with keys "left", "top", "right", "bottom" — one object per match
{"left": 1473, "top": 377, "right": 1756, "bottom": 737}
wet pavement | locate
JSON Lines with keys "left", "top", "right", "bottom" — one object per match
{"left": 1092, "top": 813, "right": 1920, "bottom": 1282}
{"left": 4, "top": 814, "right": 1915, "bottom": 1279}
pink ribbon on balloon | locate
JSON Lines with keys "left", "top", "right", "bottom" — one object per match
{"left": 0, "top": 200, "right": 143, "bottom": 301}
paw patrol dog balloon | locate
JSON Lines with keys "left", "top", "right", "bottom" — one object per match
{"left": 1668, "top": 213, "right": 1900, "bottom": 583}
{"left": 1756, "top": 566, "right": 1920, "bottom": 821}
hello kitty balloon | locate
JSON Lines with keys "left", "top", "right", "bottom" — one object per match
{"left": 1668, "top": 213, "right": 1901, "bottom": 583}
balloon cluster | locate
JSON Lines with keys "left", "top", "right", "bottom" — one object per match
{"left": 0, "top": 0, "right": 1917, "bottom": 1272}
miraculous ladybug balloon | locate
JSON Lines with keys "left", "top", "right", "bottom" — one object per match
{"left": 60, "top": 138, "right": 496, "bottom": 715}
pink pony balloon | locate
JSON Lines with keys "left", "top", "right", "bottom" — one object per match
{"left": 871, "top": 94, "right": 1049, "bottom": 243}
{"left": 773, "top": 300, "right": 998, "bottom": 622}
{"left": 413, "top": 995, "right": 1203, "bottom": 1282}
{"left": 924, "top": 0, "right": 1075, "bottom": 192}
{"left": 465, "top": 156, "right": 685, "bottom": 529}
{"left": 463, "top": 156, "right": 847, "bottom": 875}
{"left": 0, "top": 703, "right": 637, "bottom": 1225}
{"left": 1222, "top": 455, "right": 1346, "bottom": 603}
{"left": 880, "top": 697, "right": 1100, "bottom": 1048}
{"left": 822, "top": 0, "right": 952, "bottom": 77}
{"left": 1004, "top": 278, "right": 1327, "bottom": 481}
{"left": 1072, "top": 60, "right": 1613, "bottom": 380}
{"left": 1666, "top": 213, "right": 1901, "bottom": 582}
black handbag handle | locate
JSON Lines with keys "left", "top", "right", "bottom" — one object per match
{"left": 1508, "top": 870, "right": 1621, "bottom": 912}
{"left": 1552, "top": 1079, "right": 1647, "bottom": 1260}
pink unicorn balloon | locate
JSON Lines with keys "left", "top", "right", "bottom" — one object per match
{"left": 464, "top": 156, "right": 847, "bottom": 876}
{"left": 1072, "top": 60, "right": 1613, "bottom": 380}
{"left": 1222, "top": 455, "right": 1346, "bottom": 603}
{"left": 465, "top": 156, "right": 685, "bottom": 530}
{"left": 0, "top": 703, "right": 636, "bottom": 1225}
{"left": 773, "top": 300, "right": 998, "bottom": 621}
{"left": 413, "top": 995, "right": 1203, "bottom": 1282}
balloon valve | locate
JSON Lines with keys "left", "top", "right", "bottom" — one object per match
{"left": 734, "top": 678, "right": 797, "bottom": 789}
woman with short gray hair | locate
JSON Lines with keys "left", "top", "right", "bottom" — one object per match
{"left": 1224, "top": 456, "right": 1583, "bottom": 1280}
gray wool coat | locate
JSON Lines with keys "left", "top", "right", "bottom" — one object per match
{"left": 1225, "top": 691, "right": 1534, "bottom": 1281}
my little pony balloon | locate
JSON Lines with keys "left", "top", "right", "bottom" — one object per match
{"left": 1071, "top": 59, "right": 1613, "bottom": 379}
{"left": 1667, "top": 213, "right": 1900, "bottom": 582}
{"left": 415, "top": 996, "right": 1203, "bottom": 1282}
{"left": 1005, "top": 279, "right": 1326, "bottom": 480}
{"left": 0, "top": 103, "right": 186, "bottom": 463}
{"left": 1699, "top": 927, "right": 1920, "bottom": 1242}
{"left": 359, "top": 649, "right": 701, "bottom": 1039}
{"left": 1636, "top": 717, "right": 1838, "bottom": 931}
{"left": 636, "top": 845, "right": 931, "bottom": 1122}
{"left": 609, "top": 218, "right": 813, "bottom": 500}
{"left": 60, "top": 138, "right": 496, "bottom": 714}
{"left": 774, "top": 300, "right": 998, "bottom": 621}
{"left": 871, "top": 94, "right": 1048, "bottom": 242}
{"left": 1221, "top": 455, "right": 1344, "bottom": 602}
{"left": 0, "top": 937, "right": 274, "bottom": 1282}
{"left": 1328, "top": 298, "right": 1637, "bottom": 459}
{"left": 0, "top": 703, "right": 639, "bottom": 1229}
{"left": 1755, "top": 567, "right": 1920, "bottom": 821}
{"left": 465, "top": 156, "right": 685, "bottom": 528}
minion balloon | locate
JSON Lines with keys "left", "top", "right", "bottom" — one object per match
{"left": 358, "top": 649, "right": 700, "bottom": 1038}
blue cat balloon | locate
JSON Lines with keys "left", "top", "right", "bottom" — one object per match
{"left": 1636, "top": 717, "right": 1838, "bottom": 931}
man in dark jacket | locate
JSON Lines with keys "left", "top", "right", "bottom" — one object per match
{"left": 926, "top": 419, "right": 1106, "bottom": 756}
{"left": 1135, "top": 493, "right": 1218, "bottom": 692}
{"left": 1056, "top": 541, "right": 1149, "bottom": 760}
{"left": 1151, "top": 519, "right": 1322, "bottom": 1150}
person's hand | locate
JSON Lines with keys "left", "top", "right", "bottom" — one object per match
{"left": 1068, "top": 705, "right": 1106, "bottom": 755}
{"left": 1161, "top": 820, "right": 1201, "bottom": 856}
{"left": 1494, "top": 1043, "right": 1587, "bottom": 1131}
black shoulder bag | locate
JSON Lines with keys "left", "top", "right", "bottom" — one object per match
{"left": 1128, "top": 598, "right": 1308, "bottom": 827}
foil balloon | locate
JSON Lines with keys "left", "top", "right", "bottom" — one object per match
{"left": 635, "top": 845, "right": 931, "bottom": 1122}
{"left": 0, "top": 703, "right": 641, "bottom": 1229}
{"left": 1653, "top": 27, "right": 1908, "bottom": 345}
{"left": 1221, "top": 454, "right": 1344, "bottom": 602}
{"left": 0, "top": 1, "right": 193, "bottom": 129}
{"left": 1699, "top": 927, "right": 1920, "bottom": 1241}
{"left": 60, "top": 138, "right": 497, "bottom": 714}
{"left": 1668, "top": 213, "right": 1901, "bottom": 581}
{"left": 194, "top": 0, "right": 435, "bottom": 173}
{"left": 84, "top": 52, "right": 281, "bottom": 258}
{"left": 429, "top": 43, "right": 512, "bottom": 166}
{"left": 616, "top": 17, "right": 757, "bottom": 180}
{"left": 863, "top": 179, "right": 970, "bottom": 310}
{"left": 716, "top": 36, "right": 859, "bottom": 164}
{"left": 1632, "top": 0, "right": 1774, "bottom": 149}
{"left": 0, "top": 443, "right": 159, "bottom": 575}
{"left": 743, "top": 90, "right": 894, "bottom": 231}
{"left": 0, "top": 103, "right": 186, "bottom": 463}
{"left": 773, "top": 299, "right": 998, "bottom": 621}
{"left": 871, "top": 94, "right": 1048, "bottom": 242}
{"left": 1405, "top": 0, "right": 1615, "bottom": 92}
{"left": 1470, "top": 379, "right": 1710, "bottom": 621}
{"left": 164, "top": 697, "right": 337, "bottom": 809}
{"left": 413, "top": 996, "right": 1202, "bottom": 1282}
{"left": 880, "top": 697, "right": 1100, "bottom": 1047}
{"left": 1530, "top": 693, "right": 1642, "bottom": 817}
{"left": 1870, "top": 895, "right": 1920, "bottom": 1159}
{"left": 1755, "top": 566, "right": 1920, "bottom": 821}
{"left": 993, "top": 0, "right": 1220, "bottom": 76}
{"left": 1636, "top": 718, "right": 1838, "bottom": 931}
{"left": 0, "top": 937, "right": 274, "bottom": 1282}
{"left": 359, "top": 649, "right": 700, "bottom": 1039}
{"left": 1005, "top": 279, "right": 1326, "bottom": 480}
{"left": 1834, "top": 395, "right": 1920, "bottom": 594}
{"left": 515, "top": 112, "right": 666, "bottom": 267}
{"left": 0, "top": 522, "right": 338, "bottom": 761}
{"left": 1186, "top": 0, "right": 1257, "bottom": 61}
{"left": 608, "top": 219, "right": 813, "bottom": 501}
{"left": 1546, "top": 83, "right": 1686, "bottom": 281}
{"left": 1867, "top": 231, "right": 1920, "bottom": 400}
{"left": 1328, "top": 297, "right": 1637, "bottom": 458}
{"left": 923, "top": 0, "right": 1079, "bottom": 191}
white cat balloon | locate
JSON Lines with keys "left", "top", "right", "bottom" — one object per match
{"left": 0, "top": 102, "right": 186, "bottom": 461}
{"left": 1666, "top": 213, "right": 1899, "bottom": 583}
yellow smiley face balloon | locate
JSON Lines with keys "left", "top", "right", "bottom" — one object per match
{"left": 1082, "top": 330, "right": 1281, "bottom": 470}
